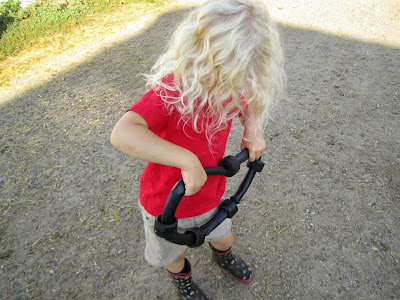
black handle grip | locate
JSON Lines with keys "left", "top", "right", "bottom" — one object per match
{"left": 217, "top": 148, "right": 249, "bottom": 177}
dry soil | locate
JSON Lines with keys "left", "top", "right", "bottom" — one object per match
{"left": 0, "top": 0, "right": 399, "bottom": 299}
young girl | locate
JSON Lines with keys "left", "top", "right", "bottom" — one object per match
{"left": 110, "top": 0, "right": 284, "bottom": 298}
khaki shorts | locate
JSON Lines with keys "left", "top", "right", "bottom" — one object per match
{"left": 139, "top": 200, "right": 232, "bottom": 267}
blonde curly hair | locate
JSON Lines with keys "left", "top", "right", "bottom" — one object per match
{"left": 146, "top": 0, "right": 285, "bottom": 141}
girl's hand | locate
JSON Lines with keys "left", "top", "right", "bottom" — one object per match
{"left": 240, "top": 106, "right": 266, "bottom": 162}
{"left": 240, "top": 131, "right": 266, "bottom": 162}
{"left": 181, "top": 157, "right": 207, "bottom": 196}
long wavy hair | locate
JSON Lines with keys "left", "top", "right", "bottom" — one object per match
{"left": 146, "top": 0, "right": 285, "bottom": 142}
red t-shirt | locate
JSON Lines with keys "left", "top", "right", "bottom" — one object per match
{"left": 127, "top": 89, "right": 232, "bottom": 218}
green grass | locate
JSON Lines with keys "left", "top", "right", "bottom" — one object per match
{"left": 0, "top": 0, "right": 164, "bottom": 60}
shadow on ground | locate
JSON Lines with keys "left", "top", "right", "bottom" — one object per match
{"left": 0, "top": 5, "right": 399, "bottom": 300}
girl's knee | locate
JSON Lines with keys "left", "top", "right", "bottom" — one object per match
{"left": 210, "top": 231, "right": 234, "bottom": 250}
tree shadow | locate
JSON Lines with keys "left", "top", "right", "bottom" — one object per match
{"left": 0, "top": 4, "right": 399, "bottom": 300}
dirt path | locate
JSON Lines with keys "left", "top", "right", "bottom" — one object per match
{"left": 0, "top": 0, "right": 399, "bottom": 299}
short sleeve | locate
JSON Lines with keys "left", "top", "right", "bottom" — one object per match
{"left": 126, "top": 89, "right": 168, "bottom": 132}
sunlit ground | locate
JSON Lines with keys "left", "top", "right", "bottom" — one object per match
{"left": 0, "top": 0, "right": 200, "bottom": 103}
{"left": 269, "top": 0, "right": 400, "bottom": 48}
{"left": 0, "top": 0, "right": 398, "bottom": 104}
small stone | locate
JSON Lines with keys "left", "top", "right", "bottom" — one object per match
{"left": 0, "top": 250, "right": 13, "bottom": 259}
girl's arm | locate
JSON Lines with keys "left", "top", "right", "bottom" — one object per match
{"left": 110, "top": 111, "right": 207, "bottom": 196}
{"left": 240, "top": 106, "right": 266, "bottom": 162}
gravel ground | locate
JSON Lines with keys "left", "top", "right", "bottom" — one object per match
{"left": 0, "top": 0, "right": 399, "bottom": 299}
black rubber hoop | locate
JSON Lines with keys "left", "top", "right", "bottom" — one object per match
{"left": 154, "top": 148, "right": 264, "bottom": 247}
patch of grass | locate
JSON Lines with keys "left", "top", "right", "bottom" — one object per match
{"left": 0, "top": 0, "right": 21, "bottom": 37}
{"left": 0, "top": 0, "right": 165, "bottom": 60}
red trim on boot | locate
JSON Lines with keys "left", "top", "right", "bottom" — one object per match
{"left": 166, "top": 258, "right": 192, "bottom": 279}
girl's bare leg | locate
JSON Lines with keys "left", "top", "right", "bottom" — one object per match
{"left": 165, "top": 249, "right": 188, "bottom": 273}
{"left": 209, "top": 231, "right": 234, "bottom": 251}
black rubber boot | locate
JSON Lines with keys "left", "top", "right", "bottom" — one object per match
{"left": 167, "top": 259, "right": 209, "bottom": 300}
{"left": 210, "top": 243, "right": 253, "bottom": 283}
